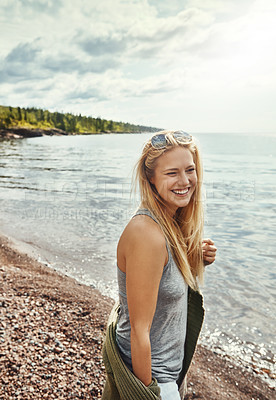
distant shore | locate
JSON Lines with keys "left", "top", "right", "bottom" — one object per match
{"left": 0, "top": 127, "right": 106, "bottom": 139}
{"left": 0, "top": 233, "right": 274, "bottom": 399}
{"left": 0, "top": 105, "right": 160, "bottom": 138}
{"left": 0, "top": 127, "right": 71, "bottom": 139}
{"left": 0, "top": 128, "right": 148, "bottom": 139}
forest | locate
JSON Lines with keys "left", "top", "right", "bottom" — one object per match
{"left": 0, "top": 105, "right": 158, "bottom": 134}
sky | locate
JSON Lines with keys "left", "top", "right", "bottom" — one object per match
{"left": 0, "top": 0, "right": 275, "bottom": 133}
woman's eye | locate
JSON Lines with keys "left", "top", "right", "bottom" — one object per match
{"left": 167, "top": 172, "right": 176, "bottom": 176}
{"left": 187, "top": 168, "right": 195, "bottom": 173}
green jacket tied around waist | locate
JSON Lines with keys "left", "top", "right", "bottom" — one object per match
{"left": 101, "top": 287, "right": 205, "bottom": 400}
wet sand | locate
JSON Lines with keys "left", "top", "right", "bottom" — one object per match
{"left": 0, "top": 234, "right": 274, "bottom": 399}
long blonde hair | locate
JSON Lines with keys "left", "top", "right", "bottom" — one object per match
{"left": 132, "top": 130, "right": 204, "bottom": 291}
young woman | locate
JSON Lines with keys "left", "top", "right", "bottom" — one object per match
{"left": 102, "top": 130, "right": 217, "bottom": 400}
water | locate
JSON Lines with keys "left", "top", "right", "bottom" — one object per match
{"left": 0, "top": 132, "right": 275, "bottom": 387}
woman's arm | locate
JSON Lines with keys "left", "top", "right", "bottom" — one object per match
{"left": 124, "top": 219, "right": 167, "bottom": 386}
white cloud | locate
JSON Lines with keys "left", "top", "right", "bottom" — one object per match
{"left": 0, "top": 0, "right": 275, "bottom": 132}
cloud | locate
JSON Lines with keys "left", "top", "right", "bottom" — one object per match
{"left": 74, "top": 6, "right": 214, "bottom": 67}
{"left": 0, "top": 0, "right": 275, "bottom": 132}
{"left": 41, "top": 53, "right": 120, "bottom": 74}
{"left": 78, "top": 35, "right": 127, "bottom": 57}
{"left": 0, "top": 35, "right": 121, "bottom": 85}
{"left": 6, "top": 41, "right": 40, "bottom": 63}
{"left": 0, "top": 40, "right": 44, "bottom": 83}
{"left": 64, "top": 68, "right": 184, "bottom": 102}
{"left": 66, "top": 88, "right": 107, "bottom": 102}
{"left": 18, "top": 0, "right": 63, "bottom": 14}
{"left": 2, "top": 0, "right": 63, "bottom": 16}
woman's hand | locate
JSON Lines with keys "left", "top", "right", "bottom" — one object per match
{"left": 202, "top": 238, "right": 217, "bottom": 266}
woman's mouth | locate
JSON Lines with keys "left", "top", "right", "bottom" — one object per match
{"left": 172, "top": 188, "right": 189, "bottom": 196}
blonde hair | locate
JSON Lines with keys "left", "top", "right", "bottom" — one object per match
{"left": 132, "top": 130, "right": 204, "bottom": 291}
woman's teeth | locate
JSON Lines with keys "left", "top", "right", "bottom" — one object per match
{"left": 172, "top": 188, "right": 189, "bottom": 195}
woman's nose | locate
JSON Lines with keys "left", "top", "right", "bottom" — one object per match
{"left": 178, "top": 172, "right": 189, "bottom": 186}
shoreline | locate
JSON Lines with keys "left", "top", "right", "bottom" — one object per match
{"left": 0, "top": 233, "right": 275, "bottom": 399}
{"left": 0, "top": 127, "right": 69, "bottom": 139}
{"left": 0, "top": 127, "right": 149, "bottom": 139}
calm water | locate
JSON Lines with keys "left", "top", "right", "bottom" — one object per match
{"left": 0, "top": 132, "right": 275, "bottom": 386}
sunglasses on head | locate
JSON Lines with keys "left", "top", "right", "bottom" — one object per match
{"left": 151, "top": 130, "right": 193, "bottom": 149}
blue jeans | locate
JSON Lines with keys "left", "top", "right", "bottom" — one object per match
{"left": 158, "top": 381, "right": 181, "bottom": 400}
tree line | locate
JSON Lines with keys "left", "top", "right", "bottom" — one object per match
{"left": 0, "top": 105, "right": 159, "bottom": 134}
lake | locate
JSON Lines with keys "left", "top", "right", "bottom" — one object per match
{"left": 0, "top": 132, "right": 275, "bottom": 386}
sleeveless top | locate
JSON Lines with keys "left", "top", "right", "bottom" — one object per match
{"left": 115, "top": 208, "right": 188, "bottom": 383}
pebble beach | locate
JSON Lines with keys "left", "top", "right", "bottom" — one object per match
{"left": 0, "top": 233, "right": 275, "bottom": 400}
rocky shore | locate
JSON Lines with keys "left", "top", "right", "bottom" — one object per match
{"left": 0, "top": 128, "right": 145, "bottom": 139}
{"left": 0, "top": 234, "right": 275, "bottom": 399}
{"left": 0, "top": 128, "right": 68, "bottom": 139}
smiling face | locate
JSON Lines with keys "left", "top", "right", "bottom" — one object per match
{"left": 150, "top": 146, "right": 197, "bottom": 216}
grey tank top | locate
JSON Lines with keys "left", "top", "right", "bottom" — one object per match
{"left": 116, "top": 208, "right": 188, "bottom": 383}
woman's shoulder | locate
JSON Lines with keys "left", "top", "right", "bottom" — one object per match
{"left": 117, "top": 214, "right": 168, "bottom": 271}
{"left": 119, "top": 213, "right": 166, "bottom": 252}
